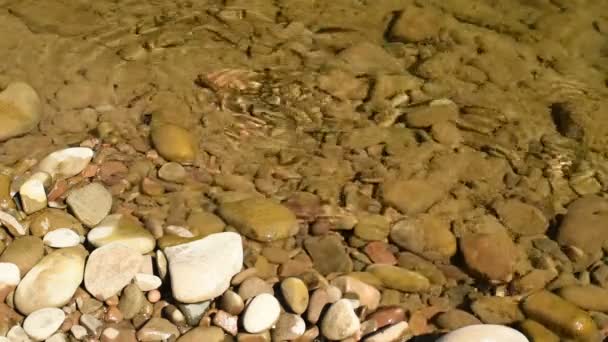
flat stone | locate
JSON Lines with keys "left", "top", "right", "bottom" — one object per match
{"left": 151, "top": 123, "right": 197, "bottom": 164}
{"left": 354, "top": 214, "right": 390, "bottom": 241}
{"left": 80, "top": 313, "right": 103, "bottom": 335}
{"left": 493, "top": 199, "right": 548, "bottom": 236}
{"left": 213, "top": 310, "right": 238, "bottom": 336}
{"left": 67, "top": 183, "right": 112, "bottom": 227}
{"left": 242, "top": 293, "right": 281, "bottom": 334}
{"left": 363, "top": 321, "right": 410, "bottom": 342}
{"left": 435, "top": 310, "right": 482, "bottom": 330}
{"left": 15, "top": 245, "right": 88, "bottom": 314}
{"left": 23, "top": 307, "right": 65, "bottom": 341}
{"left": 46, "top": 333, "right": 68, "bottom": 342}
{"left": 281, "top": 277, "right": 309, "bottom": 315}
{"left": 0, "top": 262, "right": 20, "bottom": 286}
{"left": 136, "top": 318, "right": 180, "bottom": 341}
{"left": 557, "top": 195, "right": 608, "bottom": 256}
{"left": 220, "top": 290, "right": 245, "bottom": 316}
{"left": 470, "top": 296, "right": 524, "bottom": 325}
{"left": 523, "top": 290, "right": 599, "bottom": 341}
{"left": 186, "top": 210, "right": 225, "bottom": 238}
{"left": 367, "top": 265, "right": 430, "bottom": 293}
{"left": 158, "top": 162, "right": 187, "bottom": 183}
{"left": 460, "top": 232, "right": 517, "bottom": 282}
{"left": 382, "top": 179, "right": 445, "bottom": 215}
{"left": 36, "top": 147, "right": 94, "bottom": 179}
{"left": 321, "top": 299, "right": 360, "bottom": 340}
{"left": 164, "top": 232, "right": 243, "bottom": 303}
{"left": 304, "top": 235, "right": 353, "bottom": 276}
{"left": 87, "top": 214, "right": 155, "bottom": 254}
{"left": 0, "top": 82, "right": 41, "bottom": 142}
{"left": 218, "top": 198, "right": 299, "bottom": 242}
{"left": 178, "top": 301, "right": 210, "bottom": 326}
{"left": 437, "top": 324, "right": 529, "bottom": 342}
{"left": 0, "top": 236, "right": 44, "bottom": 275}
{"left": 43, "top": 228, "right": 81, "bottom": 248}
{"left": 84, "top": 243, "right": 143, "bottom": 300}
{"left": 29, "top": 209, "right": 85, "bottom": 237}
{"left": 390, "top": 214, "right": 457, "bottom": 261}
{"left": 177, "top": 327, "right": 225, "bottom": 342}
{"left": 134, "top": 273, "right": 162, "bottom": 291}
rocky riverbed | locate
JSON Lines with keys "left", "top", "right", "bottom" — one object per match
{"left": 0, "top": 0, "right": 608, "bottom": 341}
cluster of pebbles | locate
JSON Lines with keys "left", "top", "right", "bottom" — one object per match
{"left": 0, "top": 0, "right": 608, "bottom": 341}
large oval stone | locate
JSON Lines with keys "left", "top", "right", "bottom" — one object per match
{"left": 0, "top": 82, "right": 41, "bottom": 142}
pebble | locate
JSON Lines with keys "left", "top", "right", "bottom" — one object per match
{"left": 66, "top": 183, "right": 112, "bottom": 227}
{"left": 331, "top": 276, "right": 380, "bottom": 311}
{"left": 281, "top": 277, "right": 309, "bottom": 314}
{"left": 15, "top": 245, "right": 88, "bottom": 315}
{"left": 435, "top": 310, "right": 482, "bottom": 330}
{"left": 307, "top": 286, "right": 342, "bottom": 324}
{"left": 87, "top": 214, "right": 156, "bottom": 254}
{"left": 238, "top": 276, "right": 274, "bottom": 301}
{"left": 0, "top": 82, "right": 41, "bottom": 141}
{"left": 220, "top": 290, "right": 245, "bottom": 315}
{"left": 363, "top": 241, "right": 397, "bottom": 265}
{"left": 84, "top": 243, "right": 143, "bottom": 300}
{"left": 70, "top": 325, "right": 87, "bottom": 340}
{"left": 178, "top": 301, "right": 210, "bottom": 326}
{"left": 29, "top": 209, "right": 85, "bottom": 238}
{"left": 522, "top": 290, "right": 598, "bottom": 340}
{"left": 213, "top": 310, "right": 239, "bottom": 336}
{"left": 459, "top": 232, "right": 517, "bottom": 282}
{"left": 382, "top": 179, "right": 444, "bottom": 215}
{"left": 43, "top": 228, "right": 81, "bottom": 248}
{"left": 46, "top": 333, "right": 68, "bottom": 342}
{"left": 118, "top": 284, "right": 146, "bottom": 320}
{"left": 366, "top": 306, "right": 406, "bottom": 330}
{"left": 186, "top": 210, "right": 226, "bottom": 238}
{"left": 519, "top": 319, "right": 559, "bottom": 342}
{"left": 557, "top": 195, "right": 608, "bottom": 256}
{"left": 437, "top": 324, "right": 529, "bottom": 342}
{"left": 158, "top": 162, "right": 187, "bottom": 182}
{"left": 23, "top": 307, "right": 65, "bottom": 341}
{"left": 367, "top": 264, "right": 430, "bottom": 292}
{"left": 177, "top": 326, "right": 225, "bottom": 342}
{"left": 36, "top": 147, "right": 94, "bottom": 179}
{"left": 470, "top": 296, "right": 524, "bottom": 325}
{"left": 151, "top": 122, "right": 198, "bottom": 163}
{"left": 493, "top": 199, "right": 548, "bottom": 236}
{"left": 133, "top": 273, "right": 162, "bottom": 291}
{"left": 136, "top": 318, "right": 180, "bottom": 341}
{"left": 7, "top": 325, "right": 32, "bottom": 342}
{"left": 242, "top": 293, "right": 281, "bottom": 334}
{"left": 354, "top": 214, "right": 390, "bottom": 241}
{"left": 0, "top": 210, "right": 26, "bottom": 236}
{"left": 321, "top": 299, "right": 361, "bottom": 340}
{"left": 218, "top": 197, "right": 299, "bottom": 242}
{"left": 363, "top": 321, "right": 410, "bottom": 342}
{"left": 558, "top": 285, "right": 608, "bottom": 312}
{"left": 0, "top": 304, "right": 23, "bottom": 337}
{"left": 0, "top": 262, "right": 20, "bottom": 286}
{"left": 0, "top": 236, "right": 44, "bottom": 275}
{"left": 390, "top": 215, "right": 457, "bottom": 261}
{"left": 273, "top": 313, "right": 306, "bottom": 341}
{"left": 19, "top": 172, "right": 49, "bottom": 214}
{"left": 304, "top": 235, "right": 353, "bottom": 275}
{"left": 164, "top": 232, "right": 243, "bottom": 303}
{"left": 80, "top": 313, "right": 103, "bottom": 335}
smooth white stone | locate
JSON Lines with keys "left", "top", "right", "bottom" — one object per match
{"left": 0, "top": 210, "right": 26, "bottom": 236}
{"left": 242, "top": 293, "right": 281, "bottom": 334}
{"left": 87, "top": 214, "right": 155, "bottom": 254}
{"left": 37, "top": 147, "right": 94, "bottom": 179}
{"left": 43, "top": 228, "right": 81, "bottom": 248}
{"left": 84, "top": 243, "right": 143, "bottom": 300}
{"left": 7, "top": 325, "right": 32, "bottom": 342}
{"left": 19, "top": 172, "right": 50, "bottom": 214}
{"left": 437, "top": 324, "right": 530, "bottom": 342}
{"left": 134, "top": 273, "right": 162, "bottom": 291}
{"left": 0, "top": 262, "right": 21, "bottom": 285}
{"left": 23, "top": 307, "right": 65, "bottom": 341}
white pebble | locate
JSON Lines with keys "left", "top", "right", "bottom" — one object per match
{"left": 7, "top": 325, "right": 31, "bottom": 342}
{"left": 19, "top": 172, "right": 50, "bottom": 214}
{"left": 45, "top": 333, "right": 68, "bottom": 342}
{"left": 437, "top": 324, "right": 529, "bottom": 342}
{"left": 0, "top": 262, "right": 21, "bottom": 286}
{"left": 134, "top": 273, "right": 162, "bottom": 291}
{"left": 0, "top": 210, "right": 26, "bottom": 236}
{"left": 37, "top": 147, "right": 94, "bottom": 179}
{"left": 23, "top": 307, "right": 65, "bottom": 341}
{"left": 70, "top": 325, "right": 88, "bottom": 340}
{"left": 243, "top": 293, "right": 281, "bottom": 333}
{"left": 43, "top": 228, "right": 81, "bottom": 248}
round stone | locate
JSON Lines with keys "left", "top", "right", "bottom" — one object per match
{"left": 242, "top": 293, "right": 281, "bottom": 334}
{"left": 437, "top": 324, "right": 529, "bottom": 342}
{"left": 43, "top": 228, "right": 81, "bottom": 248}
{"left": 281, "top": 277, "right": 309, "bottom": 315}
{"left": 321, "top": 299, "right": 360, "bottom": 340}
{"left": 23, "top": 307, "right": 65, "bottom": 341}
{"left": 0, "top": 262, "right": 21, "bottom": 286}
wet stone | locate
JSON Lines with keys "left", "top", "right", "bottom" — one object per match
{"left": 354, "top": 214, "right": 390, "bottom": 241}
{"left": 0, "top": 236, "right": 44, "bottom": 275}
{"left": 158, "top": 162, "right": 187, "bottom": 183}
{"left": 366, "top": 306, "right": 406, "bottom": 330}
{"left": 459, "top": 232, "right": 517, "bottom": 282}
{"left": 405, "top": 103, "right": 459, "bottom": 128}
{"left": 363, "top": 241, "right": 397, "bottom": 265}
{"left": 218, "top": 198, "right": 299, "bottom": 242}
{"left": 437, "top": 324, "right": 529, "bottom": 342}
{"left": 557, "top": 285, "right": 608, "bottom": 312}
{"left": 390, "top": 214, "right": 457, "bottom": 262}
{"left": 281, "top": 277, "right": 309, "bottom": 315}
{"left": 0, "top": 82, "right": 41, "bottom": 142}
{"left": 178, "top": 301, "right": 210, "bottom": 326}
{"left": 382, "top": 179, "right": 445, "bottom": 215}
{"left": 177, "top": 326, "right": 225, "bottom": 342}
{"left": 29, "top": 209, "right": 85, "bottom": 238}
{"left": 557, "top": 195, "right": 608, "bottom": 256}
{"left": 367, "top": 264, "right": 430, "bottom": 293}
{"left": 304, "top": 235, "right": 353, "bottom": 276}
{"left": 136, "top": 318, "right": 180, "bottom": 342}
{"left": 186, "top": 211, "right": 225, "bottom": 238}
{"left": 23, "top": 307, "right": 65, "bottom": 341}
{"left": 150, "top": 123, "right": 197, "bottom": 164}
{"left": 493, "top": 199, "right": 548, "bottom": 236}
{"left": 519, "top": 319, "right": 560, "bottom": 342}
{"left": 397, "top": 252, "right": 446, "bottom": 285}
{"left": 363, "top": 321, "right": 411, "bottom": 342}
{"left": 220, "top": 290, "right": 245, "bottom": 316}
{"left": 435, "top": 310, "right": 482, "bottom": 330}
{"left": 331, "top": 276, "right": 379, "bottom": 311}
{"left": 470, "top": 296, "right": 524, "bottom": 325}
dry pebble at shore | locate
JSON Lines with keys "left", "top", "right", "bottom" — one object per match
{"left": 84, "top": 243, "right": 143, "bottom": 300}
{"left": 66, "top": 182, "right": 112, "bottom": 227}
{"left": 242, "top": 293, "right": 281, "bottom": 333}
{"left": 42, "top": 228, "right": 81, "bottom": 248}
{"left": 22, "top": 307, "right": 65, "bottom": 340}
